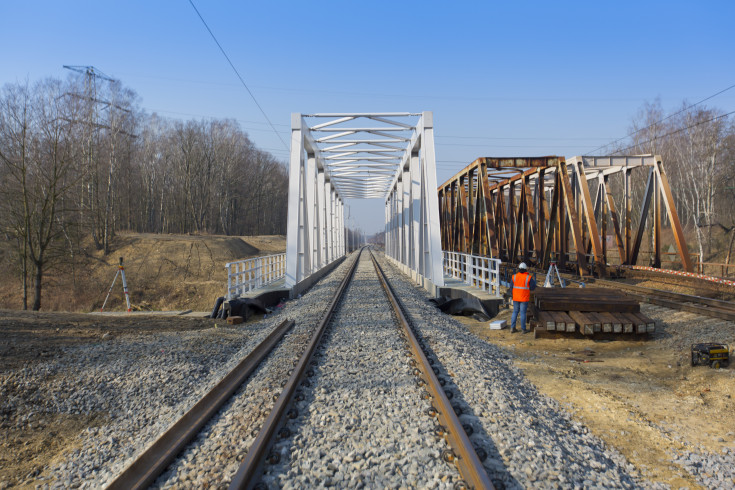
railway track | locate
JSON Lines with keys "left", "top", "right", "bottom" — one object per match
{"left": 108, "top": 249, "right": 493, "bottom": 489}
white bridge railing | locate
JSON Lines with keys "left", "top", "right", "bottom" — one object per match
{"left": 443, "top": 251, "right": 502, "bottom": 296}
{"left": 225, "top": 253, "right": 286, "bottom": 300}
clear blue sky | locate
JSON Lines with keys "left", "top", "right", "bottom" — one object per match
{"left": 2, "top": 1, "right": 734, "bottom": 234}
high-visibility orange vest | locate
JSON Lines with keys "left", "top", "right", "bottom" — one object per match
{"left": 512, "top": 272, "right": 532, "bottom": 302}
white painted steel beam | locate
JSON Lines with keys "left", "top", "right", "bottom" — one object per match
{"left": 286, "top": 112, "right": 444, "bottom": 292}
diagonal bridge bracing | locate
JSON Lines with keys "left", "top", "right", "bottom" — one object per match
{"left": 285, "top": 112, "right": 444, "bottom": 291}
{"left": 438, "top": 155, "right": 693, "bottom": 277}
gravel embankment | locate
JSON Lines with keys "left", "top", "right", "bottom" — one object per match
{"left": 377, "top": 253, "right": 656, "bottom": 489}
{"left": 152, "top": 256, "right": 360, "bottom": 488}
{"left": 5, "top": 254, "right": 357, "bottom": 488}
{"left": 262, "top": 252, "right": 461, "bottom": 489}
{"left": 10, "top": 247, "right": 733, "bottom": 488}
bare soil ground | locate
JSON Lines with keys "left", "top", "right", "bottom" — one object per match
{"left": 458, "top": 305, "right": 735, "bottom": 489}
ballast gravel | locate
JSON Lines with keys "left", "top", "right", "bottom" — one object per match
{"left": 3, "top": 255, "right": 357, "bottom": 488}
{"left": 262, "top": 252, "right": 461, "bottom": 488}
{"left": 5, "top": 248, "right": 708, "bottom": 488}
{"left": 376, "top": 253, "right": 656, "bottom": 489}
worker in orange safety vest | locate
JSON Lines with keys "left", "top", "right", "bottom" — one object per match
{"left": 510, "top": 262, "right": 536, "bottom": 334}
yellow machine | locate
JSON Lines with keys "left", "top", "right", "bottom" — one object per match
{"left": 691, "top": 343, "right": 730, "bottom": 369}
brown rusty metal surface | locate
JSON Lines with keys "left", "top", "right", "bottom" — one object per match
{"left": 557, "top": 160, "right": 589, "bottom": 273}
{"left": 438, "top": 154, "right": 692, "bottom": 277}
{"left": 370, "top": 252, "right": 495, "bottom": 490}
{"left": 652, "top": 158, "right": 693, "bottom": 272}
{"left": 571, "top": 160, "right": 604, "bottom": 275}
{"left": 106, "top": 318, "right": 296, "bottom": 490}
{"left": 228, "top": 251, "right": 362, "bottom": 490}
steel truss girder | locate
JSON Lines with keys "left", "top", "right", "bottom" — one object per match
{"left": 286, "top": 111, "right": 444, "bottom": 289}
{"left": 437, "top": 155, "right": 692, "bottom": 276}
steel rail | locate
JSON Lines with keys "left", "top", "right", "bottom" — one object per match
{"left": 369, "top": 251, "right": 495, "bottom": 490}
{"left": 229, "top": 250, "right": 363, "bottom": 490}
{"left": 106, "top": 318, "right": 296, "bottom": 490}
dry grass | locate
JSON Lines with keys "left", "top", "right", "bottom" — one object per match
{"left": 0, "top": 233, "right": 286, "bottom": 312}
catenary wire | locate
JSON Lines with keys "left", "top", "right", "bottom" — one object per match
{"left": 612, "top": 109, "right": 735, "bottom": 155}
{"left": 187, "top": 0, "right": 289, "bottom": 150}
{"left": 587, "top": 82, "right": 735, "bottom": 155}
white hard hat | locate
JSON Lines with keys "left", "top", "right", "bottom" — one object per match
{"left": 518, "top": 262, "right": 528, "bottom": 270}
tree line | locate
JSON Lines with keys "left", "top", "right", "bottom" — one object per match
{"left": 617, "top": 99, "right": 735, "bottom": 267}
{"left": 0, "top": 74, "right": 288, "bottom": 310}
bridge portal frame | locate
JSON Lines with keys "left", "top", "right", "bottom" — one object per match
{"left": 286, "top": 111, "right": 444, "bottom": 291}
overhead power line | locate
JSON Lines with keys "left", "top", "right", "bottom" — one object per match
{"left": 187, "top": 0, "right": 289, "bottom": 150}
{"left": 588, "top": 82, "right": 735, "bottom": 155}
{"left": 612, "top": 109, "right": 735, "bottom": 155}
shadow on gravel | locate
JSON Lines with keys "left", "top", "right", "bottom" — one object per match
{"left": 415, "top": 336, "right": 522, "bottom": 490}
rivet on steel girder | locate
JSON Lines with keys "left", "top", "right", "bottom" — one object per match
{"left": 441, "top": 449, "right": 456, "bottom": 463}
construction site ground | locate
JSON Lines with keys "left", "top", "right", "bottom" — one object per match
{"left": 1, "top": 233, "right": 734, "bottom": 488}
{"left": 460, "top": 303, "right": 735, "bottom": 489}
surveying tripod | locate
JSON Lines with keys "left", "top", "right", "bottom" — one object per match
{"left": 544, "top": 253, "right": 566, "bottom": 288}
{"left": 101, "top": 257, "right": 132, "bottom": 312}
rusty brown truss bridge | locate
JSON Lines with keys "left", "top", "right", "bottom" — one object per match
{"left": 437, "top": 155, "right": 693, "bottom": 277}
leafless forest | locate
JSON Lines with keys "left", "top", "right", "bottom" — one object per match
{"left": 1, "top": 74, "right": 734, "bottom": 311}
{"left": 619, "top": 99, "right": 735, "bottom": 266}
{"left": 0, "top": 74, "right": 287, "bottom": 310}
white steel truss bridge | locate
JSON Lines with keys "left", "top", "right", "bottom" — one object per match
{"left": 285, "top": 111, "right": 444, "bottom": 292}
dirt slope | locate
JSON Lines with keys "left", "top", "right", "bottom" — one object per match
{"left": 0, "top": 233, "right": 286, "bottom": 312}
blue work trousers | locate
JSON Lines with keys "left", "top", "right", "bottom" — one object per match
{"left": 511, "top": 300, "right": 529, "bottom": 332}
